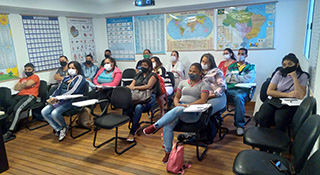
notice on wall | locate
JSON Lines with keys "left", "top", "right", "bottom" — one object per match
{"left": 166, "top": 10, "right": 214, "bottom": 51}
{"left": 67, "top": 18, "right": 96, "bottom": 63}
{"left": 216, "top": 3, "right": 276, "bottom": 50}
{"left": 0, "top": 14, "right": 19, "bottom": 81}
{"left": 134, "top": 14, "right": 165, "bottom": 54}
{"left": 22, "top": 15, "right": 63, "bottom": 72}
{"left": 106, "top": 17, "right": 135, "bottom": 61}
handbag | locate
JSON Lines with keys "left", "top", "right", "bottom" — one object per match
{"left": 166, "top": 143, "right": 191, "bottom": 174}
{"left": 131, "top": 89, "right": 152, "bottom": 105}
{"left": 267, "top": 98, "right": 283, "bottom": 108}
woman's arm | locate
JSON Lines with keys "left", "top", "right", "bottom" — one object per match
{"left": 188, "top": 92, "right": 209, "bottom": 105}
{"left": 100, "top": 72, "right": 122, "bottom": 87}
{"left": 288, "top": 71, "right": 306, "bottom": 98}
{"left": 173, "top": 90, "right": 182, "bottom": 107}
{"left": 267, "top": 82, "right": 302, "bottom": 99}
{"left": 132, "top": 75, "right": 157, "bottom": 90}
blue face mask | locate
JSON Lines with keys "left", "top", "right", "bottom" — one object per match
{"left": 188, "top": 73, "right": 199, "bottom": 81}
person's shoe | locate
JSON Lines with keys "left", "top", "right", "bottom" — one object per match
{"left": 143, "top": 124, "right": 157, "bottom": 135}
{"left": 53, "top": 129, "right": 59, "bottom": 137}
{"left": 126, "top": 134, "right": 135, "bottom": 142}
{"left": 58, "top": 127, "right": 68, "bottom": 141}
{"left": 162, "top": 152, "right": 170, "bottom": 164}
{"left": 2, "top": 131, "right": 13, "bottom": 141}
{"left": 236, "top": 127, "right": 244, "bottom": 136}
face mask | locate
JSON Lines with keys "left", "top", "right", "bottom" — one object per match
{"left": 85, "top": 60, "right": 92, "bottom": 65}
{"left": 143, "top": 54, "right": 150, "bottom": 59}
{"left": 105, "top": 54, "right": 110, "bottom": 58}
{"left": 171, "top": 56, "right": 177, "bottom": 62}
{"left": 201, "top": 63, "right": 208, "bottom": 70}
{"left": 188, "top": 73, "right": 199, "bottom": 81}
{"left": 224, "top": 54, "right": 231, "bottom": 59}
{"left": 152, "top": 62, "right": 157, "bottom": 68}
{"left": 68, "top": 69, "right": 77, "bottom": 76}
{"left": 141, "top": 67, "right": 149, "bottom": 73}
{"left": 238, "top": 55, "right": 245, "bottom": 62}
{"left": 25, "top": 72, "right": 33, "bottom": 77}
{"left": 280, "top": 66, "right": 297, "bottom": 77}
{"left": 104, "top": 64, "right": 112, "bottom": 71}
{"left": 60, "top": 61, "right": 67, "bottom": 67}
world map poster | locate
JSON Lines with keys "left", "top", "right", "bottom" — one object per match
{"left": 0, "top": 14, "right": 19, "bottom": 81}
{"left": 217, "top": 3, "right": 276, "bottom": 50}
{"left": 166, "top": 10, "right": 214, "bottom": 51}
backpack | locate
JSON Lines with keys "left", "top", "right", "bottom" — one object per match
{"left": 166, "top": 143, "right": 191, "bottom": 174}
{"left": 199, "top": 117, "right": 217, "bottom": 144}
{"left": 76, "top": 107, "right": 94, "bottom": 128}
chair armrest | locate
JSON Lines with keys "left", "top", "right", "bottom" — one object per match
{"left": 90, "top": 99, "right": 110, "bottom": 118}
{"left": 199, "top": 106, "right": 213, "bottom": 127}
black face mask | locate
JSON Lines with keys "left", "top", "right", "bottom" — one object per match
{"left": 188, "top": 73, "right": 199, "bottom": 81}
{"left": 105, "top": 54, "right": 110, "bottom": 58}
{"left": 25, "top": 72, "right": 33, "bottom": 77}
{"left": 60, "top": 61, "right": 67, "bottom": 67}
{"left": 280, "top": 66, "right": 297, "bottom": 77}
{"left": 85, "top": 60, "right": 92, "bottom": 65}
{"left": 141, "top": 67, "right": 149, "bottom": 73}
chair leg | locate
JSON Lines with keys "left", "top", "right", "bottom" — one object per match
{"left": 25, "top": 110, "right": 49, "bottom": 131}
{"left": 69, "top": 115, "right": 91, "bottom": 139}
{"left": 93, "top": 127, "right": 136, "bottom": 155}
{"left": 182, "top": 138, "right": 208, "bottom": 161}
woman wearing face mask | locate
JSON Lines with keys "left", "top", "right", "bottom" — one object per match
{"left": 218, "top": 48, "right": 236, "bottom": 76}
{"left": 126, "top": 59, "right": 160, "bottom": 142}
{"left": 41, "top": 61, "right": 86, "bottom": 141}
{"left": 143, "top": 49, "right": 152, "bottom": 59}
{"left": 166, "top": 50, "right": 185, "bottom": 89}
{"left": 200, "top": 53, "right": 227, "bottom": 115}
{"left": 143, "top": 63, "right": 210, "bottom": 163}
{"left": 93, "top": 57, "right": 122, "bottom": 110}
{"left": 255, "top": 53, "right": 309, "bottom": 131}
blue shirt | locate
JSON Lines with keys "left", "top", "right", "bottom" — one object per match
{"left": 97, "top": 70, "right": 113, "bottom": 84}
{"left": 81, "top": 63, "right": 98, "bottom": 80}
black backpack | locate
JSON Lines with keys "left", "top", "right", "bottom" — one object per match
{"left": 199, "top": 117, "right": 217, "bottom": 144}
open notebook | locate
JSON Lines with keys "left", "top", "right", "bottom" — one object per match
{"left": 72, "top": 99, "right": 99, "bottom": 107}
{"left": 55, "top": 94, "right": 83, "bottom": 100}
{"left": 183, "top": 104, "right": 212, "bottom": 113}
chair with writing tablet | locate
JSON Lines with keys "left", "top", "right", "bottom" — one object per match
{"left": 122, "top": 68, "right": 136, "bottom": 86}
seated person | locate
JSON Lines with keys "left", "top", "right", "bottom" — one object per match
{"left": 48, "top": 55, "right": 69, "bottom": 97}
{"left": 93, "top": 57, "right": 122, "bottom": 111}
{"left": 225, "top": 48, "right": 256, "bottom": 136}
{"left": 81, "top": 54, "right": 98, "bottom": 88}
{"left": 100, "top": 49, "right": 112, "bottom": 69}
{"left": 166, "top": 50, "right": 185, "bottom": 89}
{"left": 126, "top": 59, "right": 159, "bottom": 142}
{"left": 143, "top": 63, "right": 210, "bottom": 163}
{"left": 218, "top": 48, "right": 237, "bottom": 76}
{"left": 2, "top": 63, "right": 40, "bottom": 140}
{"left": 255, "top": 53, "right": 309, "bottom": 131}
{"left": 143, "top": 49, "right": 152, "bottom": 59}
{"left": 41, "top": 61, "right": 86, "bottom": 141}
{"left": 200, "top": 53, "right": 227, "bottom": 115}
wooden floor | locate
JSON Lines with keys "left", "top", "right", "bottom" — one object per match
{"left": 2, "top": 103, "right": 291, "bottom": 175}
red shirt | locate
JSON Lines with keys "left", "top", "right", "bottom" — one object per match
{"left": 218, "top": 60, "right": 236, "bottom": 76}
{"left": 18, "top": 74, "right": 40, "bottom": 98}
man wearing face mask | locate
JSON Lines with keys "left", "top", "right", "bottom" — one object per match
{"left": 100, "top": 49, "right": 112, "bottom": 69}
{"left": 81, "top": 54, "right": 98, "bottom": 88}
{"left": 2, "top": 63, "right": 40, "bottom": 141}
{"left": 225, "top": 48, "right": 256, "bottom": 136}
{"left": 54, "top": 56, "right": 69, "bottom": 83}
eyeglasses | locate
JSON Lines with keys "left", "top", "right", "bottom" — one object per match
{"left": 238, "top": 53, "right": 246, "bottom": 55}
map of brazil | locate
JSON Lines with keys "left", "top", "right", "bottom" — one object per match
{"left": 167, "top": 10, "right": 214, "bottom": 51}
{"left": 217, "top": 3, "right": 276, "bottom": 50}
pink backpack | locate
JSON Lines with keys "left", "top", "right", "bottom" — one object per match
{"left": 166, "top": 143, "right": 191, "bottom": 174}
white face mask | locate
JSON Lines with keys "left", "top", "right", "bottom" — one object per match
{"left": 224, "top": 54, "right": 231, "bottom": 59}
{"left": 104, "top": 64, "right": 112, "bottom": 71}
{"left": 201, "top": 63, "right": 208, "bottom": 70}
{"left": 152, "top": 62, "right": 157, "bottom": 69}
{"left": 68, "top": 69, "right": 77, "bottom": 76}
{"left": 171, "top": 56, "right": 177, "bottom": 62}
{"left": 238, "top": 55, "right": 245, "bottom": 62}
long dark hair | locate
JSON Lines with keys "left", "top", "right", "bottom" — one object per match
{"left": 68, "top": 61, "right": 83, "bottom": 76}
{"left": 224, "top": 48, "right": 236, "bottom": 61}
{"left": 141, "top": 58, "right": 153, "bottom": 73}
{"left": 200, "top": 53, "right": 217, "bottom": 70}
{"left": 151, "top": 56, "right": 163, "bottom": 68}
{"left": 282, "top": 53, "right": 309, "bottom": 77}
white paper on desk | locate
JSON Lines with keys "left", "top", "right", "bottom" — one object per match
{"left": 55, "top": 94, "right": 83, "bottom": 100}
{"left": 95, "top": 85, "right": 116, "bottom": 89}
{"left": 122, "top": 78, "right": 133, "bottom": 81}
{"left": 234, "top": 83, "right": 257, "bottom": 88}
{"left": 183, "top": 104, "right": 211, "bottom": 113}
{"left": 280, "top": 98, "right": 302, "bottom": 106}
{"left": 72, "top": 99, "right": 98, "bottom": 107}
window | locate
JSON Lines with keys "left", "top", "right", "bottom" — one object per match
{"left": 304, "top": 0, "right": 315, "bottom": 59}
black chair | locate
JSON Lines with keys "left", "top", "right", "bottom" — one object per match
{"left": 244, "top": 96, "right": 317, "bottom": 153}
{"left": 173, "top": 106, "right": 213, "bottom": 161}
{"left": 91, "top": 86, "right": 136, "bottom": 154}
{"left": 213, "top": 107, "right": 229, "bottom": 140}
{"left": 122, "top": 68, "right": 136, "bottom": 86}
{"left": 300, "top": 149, "right": 320, "bottom": 175}
{"left": 233, "top": 114, "right": 320, "bottom": 175}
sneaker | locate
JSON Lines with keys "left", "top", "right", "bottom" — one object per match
{"left": 143, "top": 124, "right": 157, "bottom": 135}
{"left": 53, "top": 129, "right": 59, "bottom": 137}
{"left": 58, "top": 127, "right": 68, "bottom": 141}
{"left": 162, "top": 152, "right": 170, "bottom": 164}
{"left": 236, "top": 127, "right": 244, "bottom": 136}
{"left": 127, "top": 134, "right": 135, "bottom": 142}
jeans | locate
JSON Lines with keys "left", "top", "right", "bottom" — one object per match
{"left": 41, "top": 102, "right": 73, "bottom": 132}
{"left": 208, "top": 92, "right": 227, "bottom": 116}
{"left": 154, "top": 106, "right": 201, "bottom": 153}
{"left": 227, "top": 88, "right": 249, "bottom": 128}
{"left": 129, "top": 94, "right": 156, "bottom": 135}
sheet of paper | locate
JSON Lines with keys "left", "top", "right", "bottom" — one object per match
{"left": 72, "top": 99, "right": 98, "bottom": 107}
{"left": 183, "top": 104, "right": 211, "bottom": 112}
{"left": 280, "top": 98, "right": 302, "bottom": 106}
{"left": 55, "top": 94, "right": 83, "bottom": 100}
{"left": 234, "top": 83, "right": 257, "bottom": 88}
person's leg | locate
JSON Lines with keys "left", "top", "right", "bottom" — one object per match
{"left": 154, "top": 106, "right": 185, "bottom": 129}
{"left": 130, "top": 104, "right": 144, "bottom": 135}
{"left": 274, "top": 106, "right": 298, "bottom": 132}
{"left": 208, "top": 92, "right": 227, "bottom": 116}
{"left": 156, "top": 94, "right": 166, "bottom": 116}
{"left": 51, "top": 104, "right": 73, "bottom": 130}
{"left": 41, "top": 105, "right": 61, "bottom": 131}
{"left": 228, "top": 89, "right": 247, "bottom": 128}
{"left": 163, "top": 118, "right": 180, "bottom": 153}
{"left": 254, "top": 101, "right": 277, "bottom": 128}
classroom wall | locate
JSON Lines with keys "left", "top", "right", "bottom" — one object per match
{"left": 0, "top": 0, "right": 311, "bottom": 102}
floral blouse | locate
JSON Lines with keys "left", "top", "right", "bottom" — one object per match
{"left": 203, "top": 68, "right": 226, "bottom": 97}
